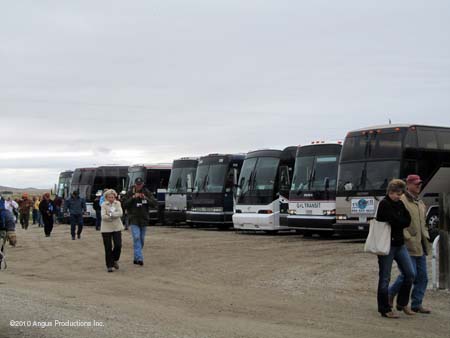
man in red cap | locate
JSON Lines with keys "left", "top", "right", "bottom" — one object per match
{"left": 389, "top": 174, "right": 432, "bottom": 314}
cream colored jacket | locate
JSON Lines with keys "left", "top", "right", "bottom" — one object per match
{"left": 100, "top": 200, "right": 124, "bottom": 233}
{"left": 401, "top": 192, "right": 431, "bottom": 256}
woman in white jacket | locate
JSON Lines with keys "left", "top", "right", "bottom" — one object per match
{"left": 101, "top": 189, "right": 124, "bottom": 272}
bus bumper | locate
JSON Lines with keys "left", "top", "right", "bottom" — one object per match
{"left": 186, "top": 211, "right": 234, "bottom": 226}
{"left": 287, "top": 215, "right": 336, "bottom": 231}
{"left": 164, "top": 210, "right": 186, "bottom": 224}
{"left": 233, "top": 213, "right": 288, "bottom": 231}
{"left": 333, "top": 220, "right": 369, "bottom": 235}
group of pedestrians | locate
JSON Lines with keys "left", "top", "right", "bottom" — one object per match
{"left": 376, "top": 174, "right": 432, "bottom": 318}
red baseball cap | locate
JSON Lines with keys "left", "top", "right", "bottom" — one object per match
{"left": 406, "top": 175, "right": 423, "bottom": 185}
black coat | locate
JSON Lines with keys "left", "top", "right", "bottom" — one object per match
{"left": 376, "top": 195, "right": 411, "bottom": 247}
{"left": 39, "top": 199, "right": 55, "bottom": 220}
{"left": 122, "top": 187, "right": 157, "bottom": 227}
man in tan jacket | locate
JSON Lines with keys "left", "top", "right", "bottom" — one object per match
{"left": 389, "top": 175, "right": 432, "bottom": 314}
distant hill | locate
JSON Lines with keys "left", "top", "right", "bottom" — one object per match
{"left": 0, "top": 185, "right": 51, "bottom": 198}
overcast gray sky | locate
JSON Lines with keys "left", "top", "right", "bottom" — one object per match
{"left": 1, "top": 0, "right": 449, "bottom": 188}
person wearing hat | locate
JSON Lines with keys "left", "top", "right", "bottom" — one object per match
{"left": 389, "top": 175, "right": 432, "bottom": 314}
{"left": 100, "top": 189, "right": 124, "bottom": 273}
{"left": 93, "top": 191, "right": 102, "bottom": 231}
{"left": 64, "top": 191, "right": 87, "bottom": 240}
{"left": 122, "top": 177, "right": 157, "bottom": 266}
{"left": 18, "top": 193, "right": 33, "bottom": 230}
{"left": 39, "top": 192, "right": 55, "bottom": 237}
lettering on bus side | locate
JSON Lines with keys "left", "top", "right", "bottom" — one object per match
{"left": 297, "top": 202, "right": 321, "bottom": 209}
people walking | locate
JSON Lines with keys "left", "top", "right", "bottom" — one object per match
{"left": 93, "top": 191, "right": 102, "bottom": 231}
{"left": 53, "top": 195, "right": 63, "bottom": 224}
{"left": 388, "top": 175, "right": 432, "bottom": 314}
{"left": 64, "top": 191, "right": 86, "bottom": 240}
{"left": 18, "top": 193, "right": 33, "bottom": 230}
{"left": 376, "top": 179, "right": 415, "bottom": 318}
{"left": 100, "top": 189, "right": 124, "bottom": 273}
{"left": 0, "top": 197, "right": 17, "bottom": 269}
{"left": 34, "top": 197, "right": 43, "bottom": 227}
{"left": 32, "top": 196, "right": 38, "bottom": 225}
{"left": 4, "top": 197, "right": 19, "bottom": 223}
{"left": 39, "top": 193, "right": 55, "bottom": 237}
{"left": 122, "top": 177, "right": 157, "bottom": 266}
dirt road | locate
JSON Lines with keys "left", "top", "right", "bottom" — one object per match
{"left": 1, "top": 224, "right": 449, "bottom": 338}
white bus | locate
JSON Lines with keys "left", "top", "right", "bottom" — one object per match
{"left": 288, "top": 142, "right": 342, "bottom": 237}
{"left": 233, "top": 147, "right": 296, "bottom": 234}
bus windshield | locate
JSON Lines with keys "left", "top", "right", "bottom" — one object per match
{"left": 337, "top": 160, "right": 400, "bottom": 192}
{"left": 168, "top": 167, "right": 197, "bottom": 194}
{"left": 341, "top": 132, "right": 404, "bottom": 161}
{"left": 193, "top": 164, "right": 228, "bottom": 193}
{"left": 238, "top": 157, "right": 279, "bottom": 199}
{"left": 291, "top": 155, "right": 339, "bottom": 193}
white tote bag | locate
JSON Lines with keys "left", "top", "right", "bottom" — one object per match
{"left": 364, "top": 205, "right": 391, "bottom": 255}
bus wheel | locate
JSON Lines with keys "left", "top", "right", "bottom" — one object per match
{"left": 427, "top": 210, "right": 440, "bottom": 242}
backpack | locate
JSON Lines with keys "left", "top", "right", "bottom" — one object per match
{"left": 0, "top": 198, "right": 6, "bottom": 230}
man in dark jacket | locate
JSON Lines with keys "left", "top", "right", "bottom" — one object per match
{"left": 93, "top": 192, "right": 102, "bottom": 231}
{"left": 0, "top": 198, "right": 17, "bottom": 269}
{"left": 64, "top": 191, "right": 87, "bottom": 240}
{"left": 122, "top": 177, "right": 157, "bottom": 266}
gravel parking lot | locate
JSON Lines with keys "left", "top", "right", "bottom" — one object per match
{"left": 1, "top": 224, "right": 449, "bottom": 338}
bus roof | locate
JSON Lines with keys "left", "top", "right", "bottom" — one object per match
{"left": 129, "top": 163, "right": 172, "bottom": 170}
{"left": 349, "top": 124, "right": 450, "bottom": 133}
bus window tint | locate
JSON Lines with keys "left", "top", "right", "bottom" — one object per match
{"left": 193, "top": 165, "right": 209, "bottom": 192}
{"left": 337, "top": 162, "right": 364, "bottom": 191}
{"left": 207, "top": 164, "right": 228, "bottom": 193}
{"left": 437, "top": 130, "right": 450, "bottom": 150}
{"left": 370, "top": 132, "right": 402, "bottom": 158}
{"left": 253, "top": 157, "right": 279, "bottom": 191}
{"left": 237, "top": 158, "right": 257, "bottom": 197}
{"left": 365, "top": 161, "right": 400, "bottom": 191}
{"left": 279, "top": 166, "right": 291, "bottom": 192}
{"left": 311, "top": 156, "right": 338, "bottom": 190}
{"left": 291, "top": 156, "right": 314, "bottom": 191}
{"left": 418, "top": 129, "right": 438, "bottom": 149}
{"left": 341, "top": 135, "right": 369, "bottom": 161}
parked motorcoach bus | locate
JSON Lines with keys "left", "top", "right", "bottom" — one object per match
{"left": 56, "top": 170, "right": 73, "bottom": 200}
{"left": 287, "top": 142, "right": 342, "bottom": 236}
{"left": 233, "top": 147, "right": 296, "bottom": 233}
{"left": 165, "top": 158, "right": 198, "bottom": 225}
{"left": 126, "top": 164, "right": 172, "bottom": 224}
{"left": 186, "top": 154, "right": 245, "bottom": 229}
{"left": 69, "top": 166, "right": 128, "bottom": 222}
{"left": 334, "top": 124, "right": 450, "bottom": 236}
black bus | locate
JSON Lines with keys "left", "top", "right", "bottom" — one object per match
{"left": 334, "top": 124, "right": 450, "bottom": 235}
{"left": 186, "top": 153, "right": 245, "bottom": 229}
{"left": 69, "top": 166, "right": 129, "bottom": 221}
{"left": 165, "top": 158, "right": 199, "bottom": 225}
{"left": 288, "top": 142, "right": 342, "bottom": 236}
{"left": 126, "top": 164, "right": 172, "bottom": 224}
{"left": 233, "top": 147, "right": 296, "bottom": 233}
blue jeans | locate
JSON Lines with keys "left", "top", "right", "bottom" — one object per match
{"left": 377, "top": 245, "right": 415, "bottom": 314}
{"left": 389, "top": 254, "right": 428, "bottom": 309}
{"left": 130, "top": 224, "right": 147, "bottom": 261}
{"left": 70, "top": 214, "right": 84, "bottom": 238}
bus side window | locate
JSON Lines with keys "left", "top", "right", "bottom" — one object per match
{"left": 225, "top": 169, "right": 234, "bottom": 190}
{"left": 279, "top": 166, "right": 291, "bottom": 191}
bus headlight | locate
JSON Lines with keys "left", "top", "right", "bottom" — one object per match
{"left": 336, "top": 215, "right": 347, "bottom": 220}
{"left": 323, "top": 209, "right": 336, "bottom": 216}
{"left": 288, "top": 209, "right": 297, "bottom": 215}
{"left": 212, "top": 207, "right": 223, "bottom": 212}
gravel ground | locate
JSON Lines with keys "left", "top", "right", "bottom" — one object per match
{"left": 1, "top": 224, "right": 449, "bottom": 338}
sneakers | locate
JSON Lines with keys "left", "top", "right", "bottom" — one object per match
{"left": 113, "top": 261, "right": 119, "bottom": 270}
{"left": 107, "top": 267, "right": 113, "bottom": 273}
{"left": 133, "top": 260, "right": 143, "bottom": 266}
{"left": 72, "top": 236, "right": 75, "bottom": 240}
{"left": 412, "top": 306, "right": 431, "bottom": 314}
{"left": 77, "top": 234, "right": 81, "bottom": 239}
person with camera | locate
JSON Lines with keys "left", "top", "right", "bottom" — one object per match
{"left": 122, "top": 177, "right": 157, "bottom": 266}
{"left": 100, "top": 189, "right": 124, "bottom": 273}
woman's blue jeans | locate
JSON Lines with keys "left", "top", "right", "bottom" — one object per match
{"left": 377, "top": 245, "right": 415, "bottom": 314}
